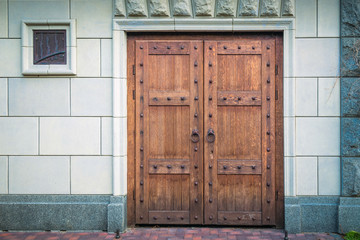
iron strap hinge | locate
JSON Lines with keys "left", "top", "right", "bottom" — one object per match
{"left": 133, "top": 190, "right": 135, "bottom": 200}
{"left": 275, "top": 64, "right": 278, "bottom": 75}
{"left": 133, "top": 65, "right": 136, "bottom": 75}
{"left": 276, "top": 190, "right": 279, "bottom": 201}
{"left": 133, "top": 90, "right": 135, "bottom": 100}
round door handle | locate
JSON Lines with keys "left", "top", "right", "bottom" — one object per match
{"left": 191, "top": 129, "right": 200, "bottom": 143}
{"left": 207, "top": 128, "right": 215, "bottom": 143}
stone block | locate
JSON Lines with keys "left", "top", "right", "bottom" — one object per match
{"left": 339, "top": 197, "right": 360, "bottom": 232}
{"left": 8, "top": 0, "right": 69, "bottom": 38}
{"left": 194, "top": 0, "right": 215, "bottom": 16}
{"left": 341, "top": 118, "right": 360, "bottom": 156}
{"left": 341, "top": 78, "right": 360, "bottom": 117}
{"left": 284, "top": 78, "right": 295, "bottom": 117}
{"left": 71, "top": 0, "right": 112, "bottom": 38}
{"left": 296, "top": 117, "right": 340, "bottom": 156}
{"left": 102, "top": 117, "right": 113, "bottom": 155}
{"left": 319, "top": 157, "right": 340, "bottom": 195}
{"left": 173, "top": 0, "right": 192, "bottom": 16}
{"left": 284, "top": 117, "right": 295, "bottom": 157}
{"left": 40, "top": 117, "right": 100, "bottom": 155}
{"left": 301, "top": 200, "right": 339, "bottom": 232}
{"left": 77, "top": 39, "right": 100, "bottom": 77}
{"left": 295, "top": 78, "right": 317, "bottom": 116}
{"left": 319, "top": 78, "right": 340, "bottom": 116}
{"left": 341, "top": 0, "right": 360, "bottom": 37}
{"left": 127, "top": 0, "right": 148, "bottom": 17}
{"left": 9, "top": 156, "right": 70, "bottom": 194}
{"left": 0, "top": 78, "right": 7, "bottom": 116}
{"left": 284, "top": 157, "right": 296, "bottom": 196}
{"left": 150, "top": 0, "right": 170, "bottom": 16}
{"left": 113, "top": 156, "right": 127, "bottom": 195}
{"left": 71, "top": 156, "right": 112, "bottom": 194}
{"left": 285, "top": 201, "right": 301, "bottom": 233}
{"left": 295, "top": 0, "right": 316, "bottom": 37}
{"left": 9, "top": 78, "right": 70, "bottom": 116}
{"left": 296, "top": 157, "right": 317, "bottom": 195}
{"left": 0, "top": 39, "right": 21, "bottom": 77}
{"left": 0, "top": 0, "right": 7, "bottom": 37}
{"left": 238, "top": 0, "right": 259, "bottom": 16}
{"left": 113, "top": 78, "right": 127, "bottom": 117}
{"left": 71, "top": 78, "right": 112, "bottom": 116}
{"left": 282, "top": 0, "right": 295, "bottom": 16}
{"left": 342, "top": 158, "right": 360, "bottom": 196}
{"left": 295, "top": 38, "right": 340, "bottom": 77}
{"left": 260, "top": 0, "right": 281, "bottom": 17}
{"left": 108, "top": 196, "right": 127, "bottom": 232}
{"left": 0, "top": 195, "right": 109, "bottom": 230}
{"left": 101, "top": 39, "right": 112, "bottom": 77}
{"left": 115, "top": 0, "right": 126, "bottom": 16}
{"left": 216, "top": 0, "right": 237, "bottom": 17}
{"left": 318, "top": 0, "right": 340, "bottom": 37}
{"left": 0, "top": 117, "right": 38, "bottom": 155}
{"left": 0, "top": 156, "right": 8, "bottom": 194}
{"left": 341, "top": 38, "right": 360, "bottom": 77}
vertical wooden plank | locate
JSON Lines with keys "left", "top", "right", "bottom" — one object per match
{"left": 275, "top": 34, "right": 284, "bottom": 228}
{"left": 135, "top": 41, "right": 149, "bottom": 223}
{"left": 261, "top": 39, "right": 276, "bottom": 225}
{"left": 127, "top": 37, "right": 136, "bottom": 227}
{"left": 204, "top": 41, "right": 218, "bottom": 224}
{"left": 189, "top": 41, "right": 203, "bottom": 224}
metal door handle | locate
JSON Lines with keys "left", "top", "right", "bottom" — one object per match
{"left": 191, "top": 129, "right": 200, "bottom": 143}
{"left": 207, "top": 128, "right": 215, "bottom": 143}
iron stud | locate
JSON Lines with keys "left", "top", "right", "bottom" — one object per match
{"left": 238, "top": 216, "right": 241, "bottom": 220}
{"left": 140, "top": 147, "right": 144, "bottom": 151}
{"left": 209, "top": 96, "right": 212, "bottom": 100}
{"left": 167, "top": 216, "right": 171, "bottom": 220}
{"left": 181, "top": 97, "right": 185, "bottom": 101}
{"left": 267, "top": 200, "right": 271, "bottom": 203}
{"left": 140, "top": 180, "right": 143, "bottom": 185}
{"left": 252, "top": 217, "right": 256, "bottom": 221}
{"left": 140, "top": 46, "right": 143, "bottom": 49}
{"left": 267, "top": 96, "right": 270, "bottom": 101}
{"left": 181, "top": 216, "right": 184, "bottom": 220}
{"left": 224, "top": 216, "right": 227, "bottom": 220}
{"left": 267, "top": 131, "right": 270, "bottom": 135}
{"left": 194, "top": 181, "right": 198, "bottom": 186}
{"left": 252, "top": 46, "right": 255, "bottom": 50}
{"left": 209, "top": 62, "right": 212, "bottom": 67}
{"left": 209, "top": 198, "right": 213, "bottom": 203}
{"left": 267, "top": 113, "right": 270, "bottom": 118}
{"left": 140, "top": 79, "right": 143, "bottom": 83}
{"left": 181, "top": 46, "right": 184, "bottom": 49}
{"left": 140, "top": 164, "right": 144, "bottom": 168}
{"left": 194, "top": 164, "right": 198, "bottom": 169}
{"left": 209, "top": 79, "right": 213, "bottom": 84}
{"left": 194, "top": 79, "right": 198, "bottom": 84}
{"left": 195, "top": 216, "right": 198, "bottom": 220}
{"left": 167, "top": 97, "right": 171, "bottom": 101}
{"left": 153, "top": 165, "right": 157, "bottom": 169}
{"left": 194, "top": 113, "right": 198, "bottom": 118}
{"left": 252, "top": 165, "right": 256, "bottom": 169}
{"left": 267, "top": 62, "right": 270, "bottom": 67}
{"left": 252, "top": 97, "right": 256, "bottom": 100}
{"left": 209, "top": 216, "right": 213, "bottom": 220}
{"left": 267, "top": 182, "right": 270, "bottom": 187}
{"left": 238, "top": 97, "right": 242, "bottom": 100}
{"left": 154, "top": 46, "right": 157, "bottom": 49}
{"left": 140, "top": 113, "right": 144, "bottom": 117}
{"left": 267, "top": 165, "right": 271, "bottom": 169}
{"left": 209, "top": 164, "right": 213, "bottom": 168}
{"left": 167, "top": 46, "right": 171, "bottom": 49}
{"left": 209, "top": 113, "right": 212, "bottom": 118}
{"left": 267, "top": 46, "right": 270, "bottom": 50}
{"left": 237, "top": 166, "right": 242, "bottom": 169}
{"left": 195, "top": 198, "right": 198, "bottom": 203}
{"left": 267, "top": 78, "right": 270, "bottom": 83}
{"left": 194, "top": 46, "right": 198, "bottom": 50}
{"left": 140, "top": 216, "right": 143, "bottom": 219}
{"left": 153, "top": 216, "right": 157, "bottom": 220}
{"left": 238, "top": 46, "right": 241, "bottom": 49}
{"left": 223, "top": 97, "right": 227, "bottom": 100}
{"left": 267, "top": 217, "right": 270, "bottom": 221}
{"left": 181, "top": 165, "right": 185, "bottom": 169}
{"left": 153, "top": 97, "right": 158, "bottom": 101}
{"left": 194, "top": 61, "right": 198, "bottom": 67}
{"left": 223, "top": 46, "right": 227, "bottom": 49}
{"left": 140, "top": 63, "right": 143, "bottom": 67}
{"left": 140, "top": 198, "right": 144, "bottom": 202}
{"left": 209, "top": 46, "right": 212, "bottom": 50}
{"left": 223, "top": 165, "right": 227, "bottom": 169}
{"left": 194, "top": 96, "right": 199, "bottom": 100}
{"left": 167, "top": 165, "right": 172, "bottom": 169}
{"left": 209, "top": 182, "right": 213, "bottom": 186}
{"left": 267, "top": 148, "right": 270, "bottom": 152}
{"left": 194, "top": 147, "right": 198, "bottom": 152}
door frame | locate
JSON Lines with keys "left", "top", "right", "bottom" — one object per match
{"left": 126, "top": 33, "right": 284, "bottom": 227}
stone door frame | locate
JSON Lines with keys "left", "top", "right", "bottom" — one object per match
{"left": 111, "top": 17, "right": 295, "bottom": 219}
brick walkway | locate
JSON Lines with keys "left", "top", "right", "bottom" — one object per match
{"left": 0, "top": 228, "right": 343, "bottom": 240}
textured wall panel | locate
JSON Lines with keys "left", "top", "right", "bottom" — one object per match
{"left": 173, "top": 0, "right": 192, "bottom": 16}
{"left": 150, "top": 0, "right": 170, "bottom": 16}
{"left": 260, "top": 0, "right": 281, "bottom": 17}
{"left": 126, "top": 0, "right": 148, "bottom": 16}
{"left": 238, "top": 0, "right": 259, "bottom": 17}
{"left": 216, "top": 0, "right": 237, "bottom": 16}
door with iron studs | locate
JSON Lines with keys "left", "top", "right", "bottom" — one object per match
{"left": 135, "top": 39, "right": 276, "bottom": 225}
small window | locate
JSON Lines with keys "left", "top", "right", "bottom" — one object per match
{"left": 33, "top": 30, "right": 67, "bottom": 65}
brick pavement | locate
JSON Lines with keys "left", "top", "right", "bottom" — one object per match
{"left": 0, "top": 228, "right": 343, "bottom": 240}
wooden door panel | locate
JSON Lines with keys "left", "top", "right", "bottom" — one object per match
{"left": 135, "top": 40, "right": 203, "bottom": 224}
{"left": 204, "top": 40, "right": 276, "bottom": 226}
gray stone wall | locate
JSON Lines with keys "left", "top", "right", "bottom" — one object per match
{"left": 339, "top": 0, "right": 360, "bottom": 233}
{"left": 114, "top": 0, "right": 295, "bottom": 17}
{"left": 341, "top": 0, "right": 360, "bottom": 197}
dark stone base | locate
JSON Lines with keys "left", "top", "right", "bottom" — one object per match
{"left": 0, "top": 195, "right": 127, "bottom": 232}
{"left": 285, "top": 197, "right": 340, "bottom": 233}
{"left": 339, "top": 197, "right": 360, "bottom": 233}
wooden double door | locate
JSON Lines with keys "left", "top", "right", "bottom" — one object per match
{"left": 128, "top": 34, "right": 283, "bottom": 227}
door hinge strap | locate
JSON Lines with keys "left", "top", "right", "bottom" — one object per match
{"left": 275, "top": 64, "right": 278, "bottom": 75}
{"left": 133, "top": 90, "right": 135, "bottom": 100}
{"left": 133, "top": 65, "right": 136, "bottom": 75}
{"left": 133, "top": 190, "right": 135, "bottom": 200}
{"left": 276, "top": 190, "right": 279, "bottom": 201}
{"left": 275, "top": 90, "right": 278, "bottom": 100}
